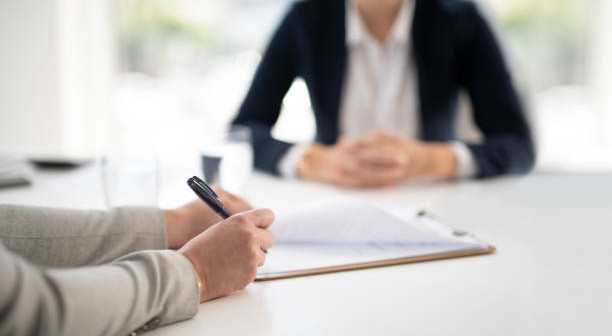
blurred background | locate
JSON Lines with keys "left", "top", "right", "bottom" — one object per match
{"left": 0, "top": 0, "right": 611, "bottom": 191}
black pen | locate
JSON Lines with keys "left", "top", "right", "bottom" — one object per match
{"left": 187, "top": 176, "right": 232, "bottom": 219}
{"left": 187, "top": 176, "right": 268, "bottom": 253}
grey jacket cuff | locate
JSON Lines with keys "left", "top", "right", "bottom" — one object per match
{"left": 113, "top": 250, "right": 200, "bottom": 330}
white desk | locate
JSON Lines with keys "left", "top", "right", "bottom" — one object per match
{"left": 1, "top": 166, "right": 611, "bottom": 335}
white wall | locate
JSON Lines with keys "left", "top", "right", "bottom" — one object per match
{"left": 590, "top": 0, "right": 612, "bottom": 144}
{"left": 0, "top": 0, "right": 115, "bottom": 157}
{"left": 0, "top": 0, "right": 62, "bottom": 154}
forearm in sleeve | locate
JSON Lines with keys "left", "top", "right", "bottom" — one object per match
{"left": 458, "top": 4, "right": 535, "bottom": 177}
{"left": 232, "top": 4, "right": 301, "bottom": 175}
{"left": 0, "top": 204, "right": 167, "bottom": 267}
{"left": 0, "top": 244, "right": 199, "bottom": 336}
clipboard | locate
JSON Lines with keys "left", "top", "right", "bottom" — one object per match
{"left": 255, "top": 200, "right": 496, "bottom": 282}
{"left": 256, "top": 244, "right": 495, "bottom": 281}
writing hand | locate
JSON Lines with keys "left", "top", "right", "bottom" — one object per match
{"left": 164, "top": 187, "right": 253, "bottom": 249}
{"left": 178, "top": 208, "right": 275, "bottom": 302}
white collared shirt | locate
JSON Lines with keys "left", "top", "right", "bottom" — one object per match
{"left": 278, "top": 0, "right": 477, "bottom": 178}
{"left": 341, "top": 0, "right": 417, "bottom": 137}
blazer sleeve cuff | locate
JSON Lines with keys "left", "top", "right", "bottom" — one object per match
{"left": 276, "top": 143, "right": 311, "bottom": 178}
{"left": 111, "top": 249, "right": 200, "bottom": 332}
{"left": 450, "top": 141, "right": 479, "bottom": 178}
{"left": 143, "top": 250, "right": 200, "bottom": 327}
{"left": 0, "top": 247, "right": 201, "bottom": 336}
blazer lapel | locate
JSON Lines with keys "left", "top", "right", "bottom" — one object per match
{"left": 311, "top": 0, "right": 346, "bottom": 144}
{"left": 413, "top": 0, "right": 457, "bottom": 141}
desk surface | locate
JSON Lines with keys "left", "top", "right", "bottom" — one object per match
{"left": 1, "top": 166, "right": 611, "bottom": 336}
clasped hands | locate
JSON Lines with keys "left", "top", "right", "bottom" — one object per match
{"left": 298, "top": 129, "right": 458, "bottom": 188}
{"left": 164, "top": 189, "right": 274, "bottom": 303}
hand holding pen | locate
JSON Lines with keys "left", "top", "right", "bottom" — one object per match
{"left": 179, "top": 176, "right": 275, "bottom": 301}
{"left": 164, "top": 185, "right": 252, "bottom": 249}
{"left": 186, "top": 176, "right": 271, "bottom": 252}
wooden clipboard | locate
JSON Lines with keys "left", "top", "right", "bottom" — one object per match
{"left": 256, "top": 244, "right": 496, "bottom": 281}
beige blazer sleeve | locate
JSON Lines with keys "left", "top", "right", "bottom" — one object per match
{"left": 0, "top": 204, "right": 169, "bottom": 267}
{"left": 0, "top": 205, "right": 200, "bottom": 336}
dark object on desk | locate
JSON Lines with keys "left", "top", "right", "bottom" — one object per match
{"left": 0, "top": 177, "right": 31, "bottom": 189}
{"left": 29, "top": 156, "right": 92, "bottom": 170}
{"left": 201, "top": 154, "right": 221, "bottom": 184}
{"left": 0, "top": 156, "right": 33, "bottom": 189}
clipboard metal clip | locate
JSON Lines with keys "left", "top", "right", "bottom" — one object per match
{"left": 417, "top": 209, "right": 470, "bottom": 237}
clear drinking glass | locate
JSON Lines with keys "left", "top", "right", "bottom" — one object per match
{"left": 101, "top": 148, "right": 159, "bottom": 208}
{"left": 200, "top": 125, "right": 253, "bottom": 194}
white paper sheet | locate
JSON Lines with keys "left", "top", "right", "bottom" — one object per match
{"left": 270, "top": 197, "right": 482, "bottom": 247}
{"left": 260, "top": 198, "right": 488, "bottom": 275}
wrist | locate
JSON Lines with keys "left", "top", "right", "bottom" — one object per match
{"left": 296, "top": 144, "right": 327, "bottom": 180}
{"left": 179, "top": 250, "right": 207, "bottom": 302}
{"left": 164, "top": 209, "right": 183, "bottom": 249}
{"left": 424, "top": 143, "right": 457, "bottom": 178}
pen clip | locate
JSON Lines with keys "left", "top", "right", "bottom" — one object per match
{"left": 187, "top": 176, "right": 233, "bottom": 219}
{"left": 191, "top": 176, "right": 219, "bottom": 198}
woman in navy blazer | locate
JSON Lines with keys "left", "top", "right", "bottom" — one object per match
{"left": 233, "top": 0, "right": 534, "bottom": 186}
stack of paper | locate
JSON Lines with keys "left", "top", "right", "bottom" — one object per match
{"left": 258, "top": 198, "right": 492, "bottom": 280}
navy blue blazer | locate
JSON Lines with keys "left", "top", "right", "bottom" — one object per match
{"left": 233, "top": 0, "right": 535, "bottom": 178}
